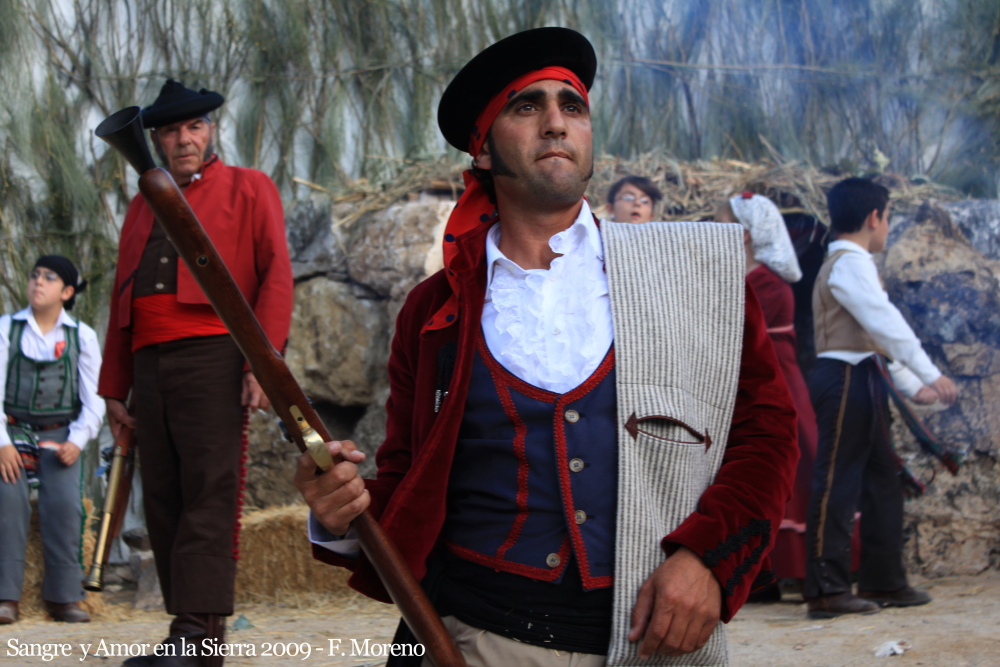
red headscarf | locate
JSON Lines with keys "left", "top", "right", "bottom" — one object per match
{"left": 423, "top": 66, "right": 589, "bottom": 333}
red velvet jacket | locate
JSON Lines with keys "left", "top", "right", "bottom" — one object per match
{"left": 98, "top": 157, "right": 294, "bottom": 399}
{"left": 314, "top": 218, "right": 799, "bottom": 622}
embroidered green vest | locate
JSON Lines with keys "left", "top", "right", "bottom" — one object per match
{"left": 4, "top": 318, "right": 81, "bottom": 427}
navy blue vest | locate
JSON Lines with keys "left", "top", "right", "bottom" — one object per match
{"left": 444, "top": 334, "right": 618, "bottom": 590}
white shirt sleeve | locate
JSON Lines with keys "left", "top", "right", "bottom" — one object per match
{"left": 67, "top": 323, "right": 106, "bottom": 451}
{"left": 0, "top": 315, "right": 11, "bottom": 448}
{"left": 828, "top": 253, "right": 942, "bottom": 386}
{"left": 888, "top": 360, "right": 923, "bottom": 399}
{"left": 308, "top": 512, "right": 360, "bottom": 558}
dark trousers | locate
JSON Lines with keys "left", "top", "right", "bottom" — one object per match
{"left": 0, "top": 426, "right": 84, "bottom": 603}
{"left": 134, "top": 335, "right": 245, "bottom": 615}
{"left": 804, "top": 358, "right": 908, "bottom": 598}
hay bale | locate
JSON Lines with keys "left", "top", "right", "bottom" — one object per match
{"left": 21, "top": 497, "right": 108, "bottom": 620}
{"left": 234, "top": 504, "right": 353, "bottom": 603}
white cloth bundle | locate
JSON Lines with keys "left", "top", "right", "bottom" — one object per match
{"left": 729, "top": 193, "right": 803, "bottom": 283}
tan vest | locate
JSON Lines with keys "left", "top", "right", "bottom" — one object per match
{"left": 813, "top": 248, "right": 887, "bottom": 356}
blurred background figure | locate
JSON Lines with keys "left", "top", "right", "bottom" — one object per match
{"left": 717, "top": 192, "right": 816, "bottom": 598}
{"left": 606, "top": 175, "right": 663, "bottom": 223}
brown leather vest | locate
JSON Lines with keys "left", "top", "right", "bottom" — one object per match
{"left": 812, "top": 248, "right": 888, "bottom": 356}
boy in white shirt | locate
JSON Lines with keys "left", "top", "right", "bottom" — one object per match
{"left": 0, "top": 256, "right": 105, "bottom": 624}
{"left": 805, "top": 178, "right": 957, "bottom": 619}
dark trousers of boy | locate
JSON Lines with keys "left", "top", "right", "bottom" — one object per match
{"left": 133, "top": 335, "right": 245, "bottom": 616}
{"left": 804, "top": 357, "right": 908, "bottom": 598}
{"left": 0, "top": 425, "right": 85, "bottom": 604}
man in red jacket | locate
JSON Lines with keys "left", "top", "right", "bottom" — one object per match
{"left": 297, "top": 29, "right": 797, "bottom": 666}
{"left": 99, "top": 80, "right": 293, "bottom": 667}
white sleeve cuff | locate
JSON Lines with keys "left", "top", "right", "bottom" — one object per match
{"left": 889, "top": 361, "right": 925, "bottom": 399}
{"left": 308, "top": 512, "right": 360, "bottom": 558}
{"left": 67, "top": 427, "right": 89, "bottom": 452}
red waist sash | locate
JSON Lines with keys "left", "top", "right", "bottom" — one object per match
{"left": 131, "top": 294, "right": 229, "bottom": 352}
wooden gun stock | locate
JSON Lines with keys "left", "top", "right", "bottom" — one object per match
{"left": 95, "top": 107, "right": 464, "bottom": 667}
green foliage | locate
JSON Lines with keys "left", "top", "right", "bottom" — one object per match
{"left": 1, "top": 0, "right": 999, "bottom": 317}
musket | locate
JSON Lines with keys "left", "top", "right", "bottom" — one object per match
{"left": 84, "top": 422, "right": 136, "bottom": 591}
{"left": 94, "top": 107, "right": 464, "bottom": 667}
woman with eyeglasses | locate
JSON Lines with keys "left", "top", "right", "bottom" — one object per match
{"left": 606, "top": 175, "right": 663, "bottom": 223}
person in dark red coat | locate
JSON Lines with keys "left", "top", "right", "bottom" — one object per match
{"left": 717, "top": 193, "right": 818, "bottom": 590}
{"left": 99, "top": 80, "right": 293, "bottom": 667}
{"left": 297, "top": 30, "right": 797, "bottom": 666}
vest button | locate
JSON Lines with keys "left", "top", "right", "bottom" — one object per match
{"left": 564, "top": 409, "right": 580, "bottom": 423}
{"left": 546, "top": 553, "right": 561, "bottom": 568}
{"left": 569, "top": 458, "right": 585, "bottom": 473}
{"left": 574, "top": 510, "right": 587, "bottom": 525}
{"left": 155, "top": 283, "right": 165, "bottom": 290}
{"left": 160, "top": 257, "right": 169, "bottom": 264}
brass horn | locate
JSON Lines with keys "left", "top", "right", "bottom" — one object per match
{"left": 95, "top": 107, "right": 157, "bottom": 175}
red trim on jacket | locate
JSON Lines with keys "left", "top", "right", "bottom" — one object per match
{"left": 553, "top": 348, "right": 617, "bottom": 590}
{"left": 311, "top": 218, "right": 798, "bottom": 623}
{"left": 447, "top": 539, "right": 574, "bottom": 582}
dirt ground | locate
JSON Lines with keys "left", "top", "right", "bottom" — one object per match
{"left": 2, "top": 571, "right": 997, "bottom": 667}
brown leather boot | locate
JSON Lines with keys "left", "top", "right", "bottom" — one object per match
{"left": 807, "top": 592, "right": 881, "bottom": 619}
{"left": 202, "top": 615, "right": 226, "bottom": 667}
{"left": 122, "top": 615, "right": 208, "bottom": 667}
{"left": 44, "top": 601, "right": 90, "bottom": 623}
{"left": 858, "top": 585, "right": 932, "bottom": 607}
{"left": 0, "top": 600, "right": 18, "bottom": 624}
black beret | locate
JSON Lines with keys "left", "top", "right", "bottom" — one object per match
{"left": 437, "top": 27, "right": 597, "bottom": 152}
{"left": 141, "top": 79, "right": 224, "bottom": 129}
{"left": 34, "top": 255, "right": 86, "bottom": 311}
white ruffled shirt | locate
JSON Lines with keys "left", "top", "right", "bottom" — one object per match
{"left": 482, "top": 200, "right": 613, "bottom": 393}
{"left": 310, "top": 200, "right": 614, "bottom": 555}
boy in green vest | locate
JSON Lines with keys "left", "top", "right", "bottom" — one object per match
{"left": 0, "top": 256, "right": 105, "bottom": 624}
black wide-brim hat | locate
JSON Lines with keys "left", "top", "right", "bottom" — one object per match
{"left": 437, "top": 27, "right": 597, "bottom": 153}
{"left": 141, "top": 79, "right": 225, "bottom": 129}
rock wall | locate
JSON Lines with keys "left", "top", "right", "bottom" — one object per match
{"left": 244, "top": 197, "right": 451, "bottom": 507}
{"left": 248, "top": 196, "right": 1000, "bottom": 578}
{"left": 881, "top": 201, "right": 1000, "bottom": 577}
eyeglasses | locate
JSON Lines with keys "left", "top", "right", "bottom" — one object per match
{"left": 29, "top": 269, "right": 61, "bottom": 283}
{"left": 616, "top": 194, "right": 652, "bottom": 205}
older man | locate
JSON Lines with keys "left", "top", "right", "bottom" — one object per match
{"left": 298, "top": 29, "right": 797, "bottom": 667}
{"left": 99, "top": 80, "right": 293, "bottom": 667}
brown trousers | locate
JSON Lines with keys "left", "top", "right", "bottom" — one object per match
{"left": 134, "top": 335, "right": 245, "bottom": 615}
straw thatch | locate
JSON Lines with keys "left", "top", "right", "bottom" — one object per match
{"left": 233, "top": 504, "right": 353, "bottom": 604}
{"left": 20, "top": 497, "right": 108, "bottom": 620}
{"left": 316, "top": 152, "right": 966, "bottom": 231}
{"left": 585, "top": 154, "right": 966, "bottom": 224}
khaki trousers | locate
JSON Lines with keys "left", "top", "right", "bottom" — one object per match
{"left": 421, "top": 616, "right": 607, "bottom": 667}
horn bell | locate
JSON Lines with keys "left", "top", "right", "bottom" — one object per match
{"left": 96, "top": 106, "right": 157, "bottom": 175}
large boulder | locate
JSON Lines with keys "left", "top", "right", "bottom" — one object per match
{"left": 882, "top": 201, "right": 1000, "bottom": 577}
{"left": 285, "top": 199, "right": 351, "bottom": 281}
{"left": 347, "top": 200, "right": 452, "bottom": 300}
{"left": 284, "top": 276, "right": 390, "bottom": 407}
